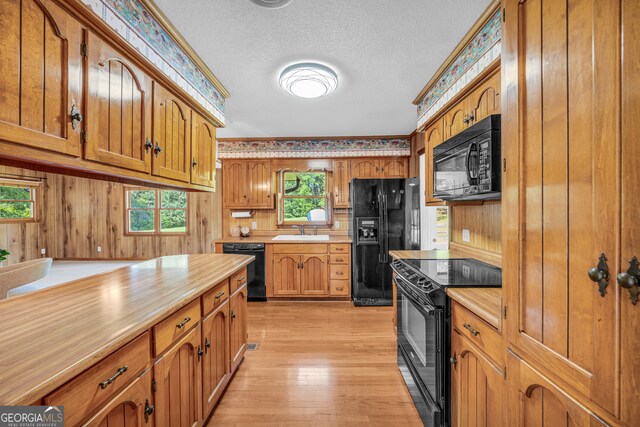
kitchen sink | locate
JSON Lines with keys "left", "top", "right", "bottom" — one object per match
{"left": 271, "top": 235, "right": 330, "bottom": 241}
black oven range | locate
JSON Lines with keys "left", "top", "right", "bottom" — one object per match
{"left": 391, "top": 258, "right": 502, "bottom": 427}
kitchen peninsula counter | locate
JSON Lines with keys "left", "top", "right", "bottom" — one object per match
{"left": 0, "top": 254, "right": 253, "bottom": 406}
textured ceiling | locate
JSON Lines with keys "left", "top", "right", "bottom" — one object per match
{"left": 154, "top": 0, "right": 492, "bottom": 138}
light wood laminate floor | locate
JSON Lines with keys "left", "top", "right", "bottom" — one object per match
{"left": 208, "top": 302, "right": 423, "bottom": 426}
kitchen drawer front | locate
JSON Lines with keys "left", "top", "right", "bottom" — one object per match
{"left": 230, "top": 267, "right": 247, "bottom": 294}
{"left": 154, "top": 299, "right": 201, "bottom": 356}
{"left": 329, "top": 244, "right": 350, "bottom": 254}
{"left": 329, "top": 264, "right": 350, "bottom": 280}
{"left": 452, "top": 301, "right": 503, "bottom": 365}
{"left": 202, "top": 279, "right": 230, "bottom": 316}
{"left": 272, "top": 244, "right": 327, "bottom": 254}
{"left": 329, "top": 254, "right": 349, "bottom": 264}
{"left": 330, "top": 280, "right": 350, "bottom": 296}
{"left": 44, "top": 332, "right": 150, "bottom": 427}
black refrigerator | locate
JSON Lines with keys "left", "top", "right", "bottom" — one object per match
{"left": 350, "top": 178, "right": 421, "bottom": 306}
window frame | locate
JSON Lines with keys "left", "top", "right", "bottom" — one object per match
{"left": 124, "top": 187, "right": 190, "bottom": 236}
{"left": 0, "top": 178, "right": 41, "bottom": 224}
{"left": 277, "top": 169, "right": 333, "bottom": 226}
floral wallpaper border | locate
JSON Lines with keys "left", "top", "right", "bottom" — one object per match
{"left": 82, "top": 0, "right": 226, "bottom": 125}
{"left": 416, "top": 9, "right": 501, "bottom": 128}
{"left": 218, "top": 138, "right": 411, "bottom": 159}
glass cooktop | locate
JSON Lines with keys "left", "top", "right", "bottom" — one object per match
{"left": 402, "top": 258, "right": 502, "bottom": 288}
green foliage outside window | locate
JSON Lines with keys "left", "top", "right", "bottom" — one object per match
{"left": 281, "top": 172, "right": 328, "bottom": 223}
{"left": 128, "top": 189, "right": 187, "bottom": 233}
{"left": 0, "top": 185, "right": 35, "bottom": 220}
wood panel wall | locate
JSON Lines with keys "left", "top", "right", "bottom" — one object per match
{"left": 0, "top": 166, "right": 222, "bottom": 265}
{"left": 449, "top": 202, "right": 502, "bottom": 266}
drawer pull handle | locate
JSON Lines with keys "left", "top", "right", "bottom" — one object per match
{"left": 337, "top": 287, "right": 344, "bottom": 291}
{"left": 99, "top": 366, "right": 128, "bottom": 389}
{"left": 214, "top": 291, "right": 225, "bottom": 300}
{"left": 176, "top": 317, "right": 191, "bottom": 329}
{"left": 237, "top": 276, "right": 245, "bottom": 282}
{"left": 463, "top": 323, "right": 479, "bottom": 336}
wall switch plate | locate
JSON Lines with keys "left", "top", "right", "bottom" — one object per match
{"left": 97, "top": 246, "right": 102, "bottom": 253}
{"left": 251, "top": 221, "right": 257, "bottom": 230}
{"left": 462, "top": 229, "right": 471, "bottom": 243}
{"left": 40, "top": 248, "right": 46, "bottom": 255}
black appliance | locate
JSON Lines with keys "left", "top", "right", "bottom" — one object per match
{"left": 392, "top": 258, "right": 502, "bottom": 426}
{"left": 433, "top": 115, "right": 501, "bottom": 201}
{"left": 350, "top": 178, "right": 420, "bottom": 306}
{"left": 222, "top": 243, "right": 266, "bottom": 302}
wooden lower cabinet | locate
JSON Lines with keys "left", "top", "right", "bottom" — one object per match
{"left": 451, "top": 330, "right": 504, "bottom": 427}
{"left": 154, "top": 325, "right": 202, "bottom": 427}
{"left": 273, "top": 254, "right": 300, "bottom": 295}
{"left": 506, "top": 351, "right": 608, "bottom": 427}
{"left": 229, "top": 285, "right": 248, "bottom": 372}
{"left": 300, "top": 254, "right": 328, "bottom": 295}
{"left": 201, "top": 300, "right": 230, "bottom": 418}
{"left": 83, "top": 369, "right": 154, "bottom": 427}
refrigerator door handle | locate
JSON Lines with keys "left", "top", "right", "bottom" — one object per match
{"left": 383, "top": 194, "right": 389, "bottom": 264}
{"left": 378, "top": 193, "right": 384, "bottom": 263}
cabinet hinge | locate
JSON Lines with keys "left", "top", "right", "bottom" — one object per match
{"left": 503, "top": 158, "right": 507, "bottom": 173}
{"left": 503, "top": 366, "right": 507, "bottom": 380}
{"left": 80, "top": 129, "right": 87, "bottom": 144}
{"left": 151, "top": 379, "right": 157, "bottom": 393}
{"left": 502, "top": 8, "right": 506, "bottom": 22}
{"left": 503, "top": 305, "right": 507, "bottom": 319}
{"left": 80, "top": 42, "right": 88, "bottom": 58}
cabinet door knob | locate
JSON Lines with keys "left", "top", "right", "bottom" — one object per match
{"left": 588, "top": 253, "right": 610, "bottom": 297}
{"left": 617, "top": 256, "right": 640, "bottom": 305}
{"left": 205, "top": 337, "right": 211, "bottom": 351}
{"left": 192, "top": 159, "right": 198, "bottom": 168}
{"left": 197, "top": 345, "right": 204, "bottom": 361}
{"left": 70, "top": 104, "right": 83, "bottom": 130}
{"left": 144, "top": 138, "right": 153, "bottom": 153}
{"left": 154, "top": 142, "right": 162, "bottom": 157}
{"left": 144, "top": 399, "right": 154, "bottom": 423}
{"left": 230, "top": 310, "right": 236, "bottom": 319}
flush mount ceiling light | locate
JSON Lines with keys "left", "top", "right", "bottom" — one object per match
{"left": 250, "top": 0, "right": 293, "bottom": 8}
{"left": 279, "top": 62, "right": 338, "bottom": 99}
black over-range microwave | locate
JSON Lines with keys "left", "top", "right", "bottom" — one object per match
{"left": 432, "top": 115, "right": 501, "bottom": 201}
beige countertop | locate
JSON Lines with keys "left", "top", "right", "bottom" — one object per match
{"left": 0, "top": 254, "right": 253, "bottom": 405}
{"left": 216, "top": 235, "right": 352, "bottom": 244}
{"left": 389, "top": 249, "right": 503, "bottom": 330}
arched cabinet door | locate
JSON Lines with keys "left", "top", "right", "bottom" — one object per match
{"left": 443, "top": 101, "right": 467, "bottom": 139}
{"left": 85, "top": 31, "right": 152, "bottom": 172}
{"left": 190, "top": 112, "right": 216, "bottom": 188}
{"left": 201, "top": 300, "right": 230, "bottom": 417}
{"left": 350, "top": 159, "right": 380, "bottom": 179}
{"left": 469, "top": 71, "right": 501, "bottom": 124}
{"left": 247, "top": 160, "right": 272, "bottom": 208}
{"left": 0, "top": 0, "right": 83, "bottom": 156}
{"left": 154, "top": 325, "right": 202, "bottom": 427}
{"left": 333, "top": 159, "right": 350, "bottom": 208}
{"left": 300, "top": 254, "right": 328, "bottom": 295}
{"left": 229, "top": 285, "right": 247, "bottom": 372}
{"left": 83, "top": 369, "right": 154, "bottom": 427}
{"left": 222, "top": 160, "right": 248, "bottom": 208}
{"left": 273, "top": 254, "right": 300, "bottom": 295}
{"left": 380, "top": 158, "right": 407, "bottom": 178}
{"left": 509, "top": 353, "right": 609, "bottom": 427}
{"left": 424, "top": 119, "right": 445, "bottom": 205}
{"left": 450, "top": 331, "right": 504, "bottom": 427}
{"left": 152, "top": 83, "right": 191, "bottom": 182}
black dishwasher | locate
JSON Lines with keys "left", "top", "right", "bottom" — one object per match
{"left": 222, "top": 243, "right": 266, "bottom": 301}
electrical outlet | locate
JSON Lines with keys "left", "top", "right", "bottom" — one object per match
{"left": 251, "top": 221, "right": 257, "bottom": 230}
{"left": 97, "top": 246, "right": 102, "bottom": 253}
{"left": 462, "top": 229, "right": 471, "bottom": 243}
{"left": 40, "top": 248, "right": 46, "bottom": 255}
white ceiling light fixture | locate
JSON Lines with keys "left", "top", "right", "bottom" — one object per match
{"left": 279, "top": 62, "right": 339, "bottom": 99}
{"left": 249, "top": 0, "right": 293, "bottom": 9}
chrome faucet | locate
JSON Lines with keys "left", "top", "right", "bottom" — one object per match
{"left": 292, "top": 225, "right": 305, "bottom": 235}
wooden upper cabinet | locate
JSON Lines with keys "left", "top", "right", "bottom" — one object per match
{"left": 333, "top": 159, "right": 350, "bottom": 208}
{"left": 0, "top": 0, "right": 83, "bottom": 156}
{"left": 154, "top": 324, "right": 202, "bottom": 427}
{"left": 468, "top": 71, "right": 501, "bottom": 125}
{"left": 273, "top": 254, "right": 300, "bottom": 296}
{"left": 443, "top": 99, "right": 468, "bottom": 140}
{"left": 229, "top": 285, "right": 247, "bottom": 372}
{"left": 424, "top": 119, "right": 445, "bottom": 205}
{"left": 350, "top": 158, "right": 380, "bottom": 179}
{"left": 222, "top": 160, "right": 248, "bottom": 208}
{"left": 201, "top": 300, "right": 229, "bottom": 418}
{"left": 247, "top": 160, "right": 272, "bottom": 208}
{"left": 503, "top": 0, "right": 627, "bottom": 421}
{"left": 190, "top": 112, "right": 216, "bottom": 188}
{"left": 152, "top": 83, "right": 191, "bottom": 182}
{"left": 83, "top": 369, "right": 153, "bottom": 427}
{"left": 380, "top": 158, "right": 407, "bottom": 178}
{"left": 300, "top": 254, "right": 328, "bottom": 296}
{"left": 451, "top": 331, "right": 504, "bottom": 427}
{"left": 85, "top": 31, "right": 152, "bottom": 173}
